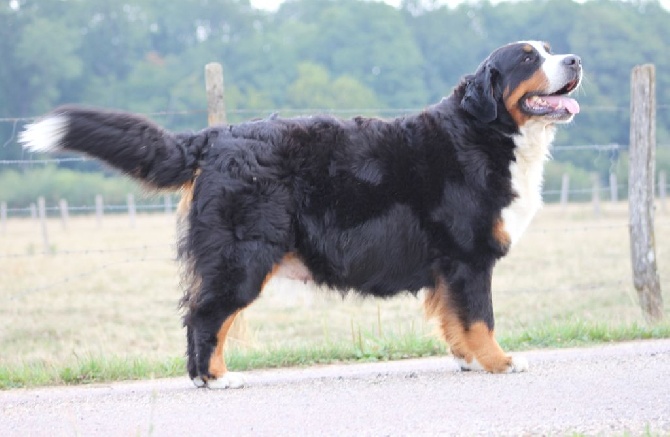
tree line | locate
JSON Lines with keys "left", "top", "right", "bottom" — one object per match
{"left": 1, "top": 0, "right": 669, "bottom": 187}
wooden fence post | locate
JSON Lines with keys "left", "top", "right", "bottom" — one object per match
{"left": 1, "top": 201, "right": 6, "bottom": 234}
{"left": 629, "top": 64, "right": 663, "bottom": 323}
{"left": 659, "top": 171, "right": 667, "bottom": 212}
{"left": 205, "top": 62, "right": 227, "bottom": 126}
{"left": 127, "top": 193, "right": 136, "bottom": 228}
{"left": 609, "top": 173, "right": 618, "bottom": 203}
{"left": 560, "top": 173, "right": 570, "bottom": 208}
{"left": 591, "top": 173, "right": 601, "bottom": 217}
{"left": 59, "top": 199, "right": 69, "bottom": 231}
{"left": 37, "top": 197, "right": 49, "bottom": 253}
{"left": 164, "top": 194, "right": 173, "bottom": 215}
{"left": 205, "top": 62, "right": 247, "bottom": 341}
{"left": 95, "top": 194, "right": 104, "bottom": 228}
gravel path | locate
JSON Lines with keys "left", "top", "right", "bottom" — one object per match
{"left": 2, "top": 340, "right": 669, "bottom": 436}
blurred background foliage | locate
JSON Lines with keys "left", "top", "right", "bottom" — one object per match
{"left": 1, "top": 0, "right": 668, "bottom": 206}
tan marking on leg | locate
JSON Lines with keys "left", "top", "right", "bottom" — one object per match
{"left": 208, "top": 253, "right": 313, "bottom": 380}
{"left": 208, "top": 310, "right": 241, "bottom": 378}
{"left": 209, "top": 253, "right": 309, "bottom": 379}
{"left": 177, "top": 180, "right": 201, "bottom": 311}
{"left": 424, "top": 280, "right": 512, "bottom": 373}
{"left": 458, "top": 322, "right": 512, "bottom": 373}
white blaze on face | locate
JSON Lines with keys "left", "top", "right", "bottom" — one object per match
{"left": 524, "top": 40, "right": 580, "bottom": 95}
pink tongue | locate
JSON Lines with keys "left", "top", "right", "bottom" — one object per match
{"left": 543, "top": 95, "right": 580, "bottom": 114}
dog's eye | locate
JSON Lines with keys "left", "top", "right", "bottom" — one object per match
{"left": 523, "top": 55, "right": 533, "bottom": 63}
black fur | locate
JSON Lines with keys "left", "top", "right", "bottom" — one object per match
{"left": 29, "top": 42, "right": 580, "bottom": 382}
{"left": 51, "top": 105, "right": 209, "bottom": 188}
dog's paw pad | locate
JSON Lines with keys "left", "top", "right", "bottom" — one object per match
{"left": 206, "top": 372, "right": 246, "bottom": 389}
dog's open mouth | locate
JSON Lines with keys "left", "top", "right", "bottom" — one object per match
{"left": 521, "top": 79, "right": 580, "bottom": 118}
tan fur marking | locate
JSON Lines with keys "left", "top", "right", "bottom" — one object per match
{"left": 261, "top": 261, "right": 283, "bottom": 292}
{"left": 504, "top": 70, "right": 550, "bottom": 127}
{"left": 262, "top": 253, "right": 314, "bottom": 289}
{"left": 207, "top": 253, "right": 310, "bottom": 379}
{"left": 208, "top": 310, "right": 240, "bottom": 378}
{"left": 424, "top": 280, "right": 512, "bottom": 373}
{"left": 522, "top": 44, "right": 533, "bottom": 53}
{"left": 492, "top": 217, "right": 512, "bottom": 251}
{"left": 177, "top": 181, "right": 195, "bottom": 219}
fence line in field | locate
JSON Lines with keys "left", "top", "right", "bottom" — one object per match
{"left": 2, "top": 212, "right": 669, "bottom": 300}
{"left": 5, "top": 255, "right": 176, "bottom": 301}
{"left": 1, "top": 65, "right": 664, "bottom": 323}
{"left": 2, "top": 173, "right": 668, "bottom": 217}
{"left": 0, "top": 243, "right": 174, "bottom": 259}
{"left": 1, "top": 171, "right": 669, "bottom": 256}
{"left": 4, "top": 273, "right": 633, "bottom": 306}
{"left": 2, "top": 104, "right": 668, "bottom": 125}
{"left": 4, "top": 215, "right": 661, "bottom": 257}
{"left": 1, "top": 142, "right": 656, "bottom": 168}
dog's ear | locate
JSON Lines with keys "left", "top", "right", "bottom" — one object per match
{"left": 461, "top": 63, "right": 498, "bottom": 123}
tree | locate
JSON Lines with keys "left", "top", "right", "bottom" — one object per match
{"left": 286, "top": 62, "right": 380, "bottom": 111}
{"left": 276, "top": 0, "right": 428, "bottom": 108}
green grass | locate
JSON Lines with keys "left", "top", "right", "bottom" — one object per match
{"left": 0, "top": 356, "right": 186, "bottom": 390}
{"left": 500, "top": 320, "right": 670, "bottom": 351}
{"left": 1, "top": 320, "right": 669, "bottom": 390}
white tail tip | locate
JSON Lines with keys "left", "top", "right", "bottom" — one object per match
{"left": 19, "top": 115, "right": 69, "bottom": 153}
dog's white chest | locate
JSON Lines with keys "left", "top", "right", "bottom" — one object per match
{"left": 501, "top": 122, "right": 555, "bottom": 246}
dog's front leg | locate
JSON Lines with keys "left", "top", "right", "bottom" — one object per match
{"left": 425, "top": 261, "right": 528, "bottom": 373}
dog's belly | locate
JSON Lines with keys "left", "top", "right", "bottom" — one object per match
{"left": 294, "top": 204, "right": 434, "bottom": 296}
{"left": 273, "top": 254, "right": 314, "bottom": 283}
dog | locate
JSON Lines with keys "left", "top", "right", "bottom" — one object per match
{"left": 20, "top": 41, "right": 582, "bottom": 389}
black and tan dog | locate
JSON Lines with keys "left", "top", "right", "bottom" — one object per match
{"left": 20, "top": 41, "right": 581, "bottom": 389}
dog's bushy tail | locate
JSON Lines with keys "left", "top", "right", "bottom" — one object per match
{"left": 19, "top": 105, "right": 211, "bottom": 190}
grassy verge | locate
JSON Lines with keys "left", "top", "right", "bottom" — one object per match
{"left": 499, "top": 320, "right": 670, "bottom": 351}
{"left": 2, "top": 320, "right": 669, "bottom": 390}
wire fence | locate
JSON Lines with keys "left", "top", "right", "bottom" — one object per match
{"left": 1, "top": 103, "right": 669, "bottom": 153}
{"left": 3, "top": 211, "right": 666, "bottom": 301}
{"left": 1, "top": 103, "right": 670, "bottom": 122}
{"left": 1, "top": 104, "right": 667, "bottom": 315}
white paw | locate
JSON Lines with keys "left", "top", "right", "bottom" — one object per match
{"left": 454, "top": 355, "right": 529, "bottom": 373}
{"left": 192, "top": 376, "right": 207, "bottom": 388}
{"left": 455, "top": 356, "right": 484, "bottom": 371}
{"left": 507, "top": 355, "right": 529, "bottom": 373}
{"left": 204, "top": 372, "right": 246, "bottom": 389}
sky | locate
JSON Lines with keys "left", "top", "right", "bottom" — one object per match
{"left": 249, "top": 0, "right": 670, "bottom": 12}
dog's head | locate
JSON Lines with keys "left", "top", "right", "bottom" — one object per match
{"left": 461, "top": 41, "right": 582, "bottom": 128}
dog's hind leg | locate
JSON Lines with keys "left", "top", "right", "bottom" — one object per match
{"left": 184, "top": 243, "right": 286, "bottom": 389}
{"left": 190, "top": 309, "right": 245, "bottom": 389}
{"left": 425, "top": 262, "right": 528, "bottom": 373}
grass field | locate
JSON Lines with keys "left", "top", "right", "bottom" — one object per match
{"left": 1, "top": 201, "right": 669, "bottom": 387}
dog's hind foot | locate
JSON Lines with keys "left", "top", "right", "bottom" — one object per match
{"left": 192, "top": 371, "right": 246, "bottom": 389}
{"left": 455, "top": 353, "right": 529, "bottom": 373}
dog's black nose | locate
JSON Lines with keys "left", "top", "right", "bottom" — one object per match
{"left": 563, "top": 55, "right": 582, "bottom": 70}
